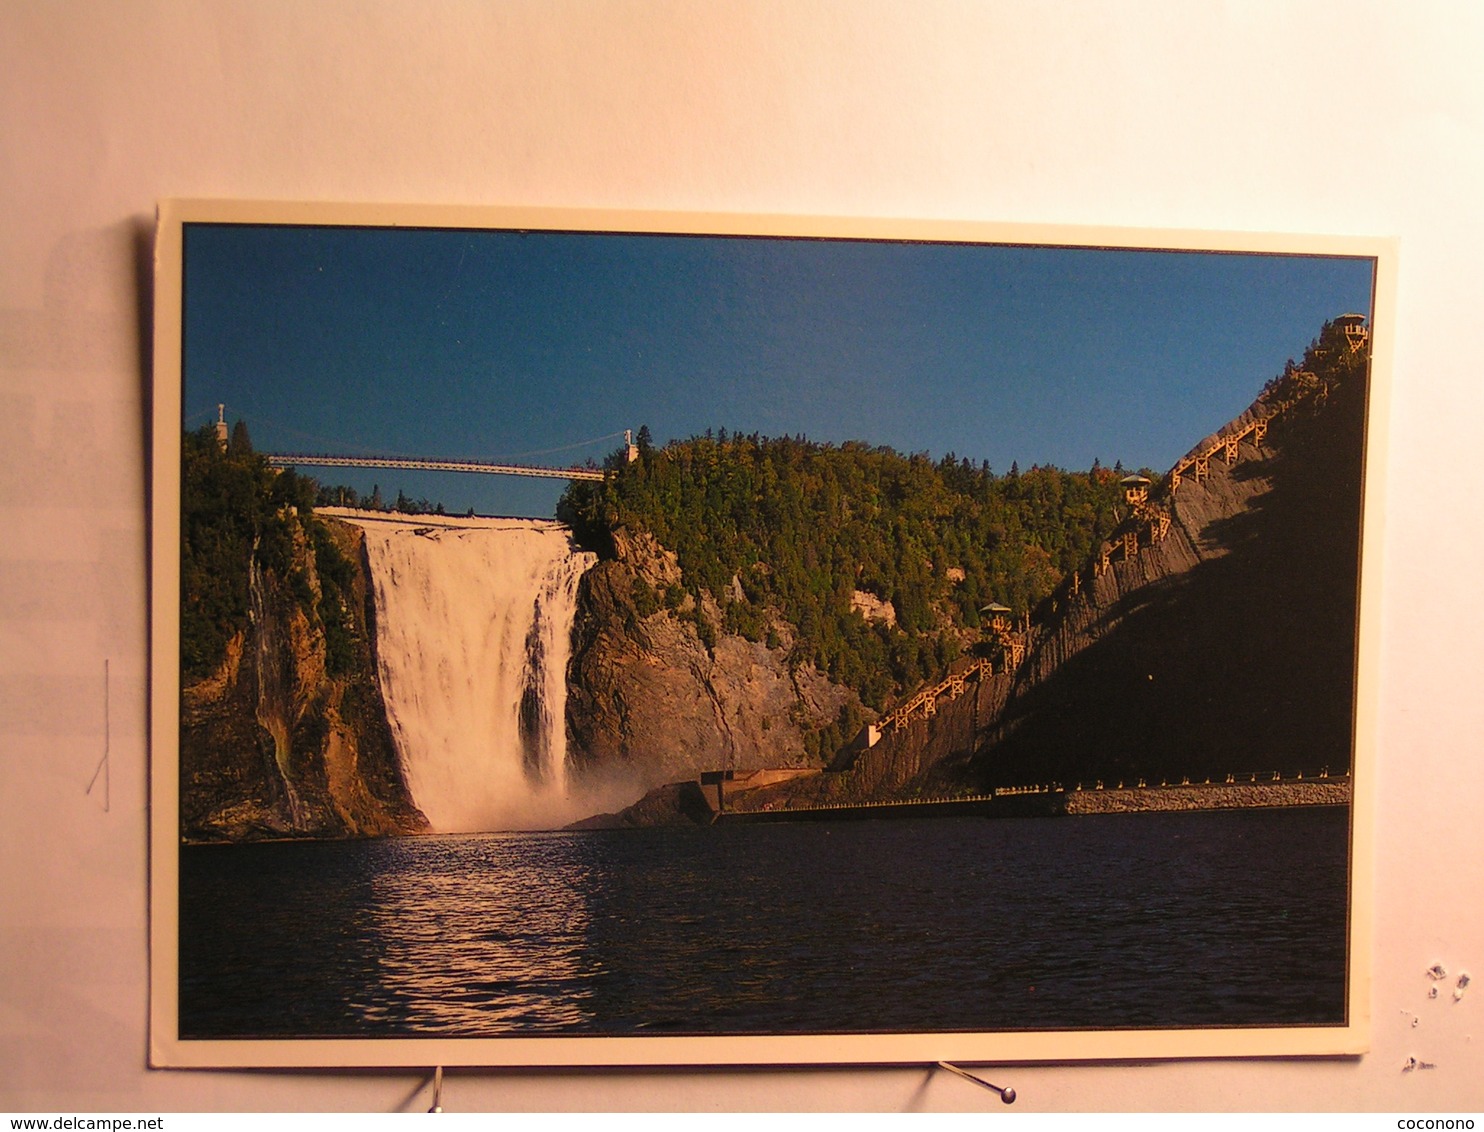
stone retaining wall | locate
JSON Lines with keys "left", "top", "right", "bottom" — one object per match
{"left": 1062, "top": 777, "right": 1351, "bottom": 815}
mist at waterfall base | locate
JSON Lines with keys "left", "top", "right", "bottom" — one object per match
{"left": 330, "top": 509, "right": 626, "bottom": 833}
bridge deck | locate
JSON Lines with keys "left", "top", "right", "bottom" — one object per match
{"left": 265, "top": 453, "right": 607, "bottom": 481}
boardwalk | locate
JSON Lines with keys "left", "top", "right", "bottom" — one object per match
{"left": 876, "top": 656, "right": 998, "bottom": 732}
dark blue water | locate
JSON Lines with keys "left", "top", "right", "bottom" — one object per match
{"left": 179, "top": 808, "right": 1350, "bottom": 1038}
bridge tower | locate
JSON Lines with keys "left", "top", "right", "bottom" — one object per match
{"left": 625, "top": 428, "right": 639, "bottom": 463}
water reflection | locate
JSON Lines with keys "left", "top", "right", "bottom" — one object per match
{"left": 361, "top": 834, "right": 598, "bottom": 1031}
{"left": 180, "top": 807, "right": 1349, "bottom": 1038}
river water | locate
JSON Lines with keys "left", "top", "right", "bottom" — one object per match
{"left": 179, "top": 807, "right": 1350, "bottom": 1038}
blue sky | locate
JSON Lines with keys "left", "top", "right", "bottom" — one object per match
{"left": 182, "top": 223, "right": 1374, "bottom": 518}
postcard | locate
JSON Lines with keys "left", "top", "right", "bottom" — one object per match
{"left": 150, "top": 201, "right": 1391, "bottom": 1067}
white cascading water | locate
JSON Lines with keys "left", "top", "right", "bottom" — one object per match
{"left": 328, "top": 510, "right": 596, "bottom": 833}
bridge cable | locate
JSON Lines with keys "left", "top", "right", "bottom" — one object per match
{"left": 187, "top": 402, "right": 625, "bottom": 465}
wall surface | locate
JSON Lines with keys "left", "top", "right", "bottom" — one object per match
{"left": 2, "top": 0, "right": 1481, "bottom": 1113}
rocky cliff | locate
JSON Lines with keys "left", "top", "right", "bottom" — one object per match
{"left": 566, "top": 527, "right": 863, "bottom": 794}
{"left": 859, "top": 342, "right": 1364, "bottom": 798}
{"left": 180, "top": 513, "right": 428, "bottom": 841}
{"left": 944, "top": 349, "right": 1366, "bottom": 792}
{"left": 601, "top": 324, "right": 1370, "bottom": 822}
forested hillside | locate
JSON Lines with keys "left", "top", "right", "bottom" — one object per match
{"left": 560, "top": 432, "right": 1131, "bottom": 709}
{"left": 593, "top": 316, "right": 1373, "bottom": 823}
{"left": 180, "top": 425, "right": 349, "bottom": 681}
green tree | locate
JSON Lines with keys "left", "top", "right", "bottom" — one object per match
{"left": 180, "top": 426, "right": 323, "bottom": 679}
{"left": 227, "top": 419, "right": 253, "bottom": 458}
{"left": 559, "top": 429, "right": 1124, "bottom": 711}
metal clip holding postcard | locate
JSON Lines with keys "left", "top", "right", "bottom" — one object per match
{"left": 937, "top": 1061, "right": 1016, "bottom": 1104}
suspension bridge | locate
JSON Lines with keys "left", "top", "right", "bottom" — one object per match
{"left": 211, "top": 407, "right": 635, "bottom": 482}
{"left": 262, "top": 452, "right": 609, "bottom": 481}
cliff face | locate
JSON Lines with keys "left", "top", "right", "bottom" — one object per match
{"left": 180, "top": 514, "right": 428, "bottom": 841}
{"left": 622, "top": 338, "right": 1369, "bottom": 823}
{"left": 949, "top": 362, "right": 1365, "bottom": 790}
{"left": 566, "top": 528, "right": 861, "bottom": 793}
{"left": 725, "top": 669, "right": 1014, "bottom": 812}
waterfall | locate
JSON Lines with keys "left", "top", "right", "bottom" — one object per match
{"left": 334, "top": 510, "right": 596, "bottom": 833}
{"left": 247, "top": 551, "right": 308, "bottom": 828}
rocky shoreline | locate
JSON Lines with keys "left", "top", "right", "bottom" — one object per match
{"left": 1061, "top": 776, "right": 1351, "bottom": 815}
